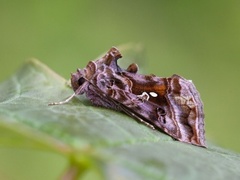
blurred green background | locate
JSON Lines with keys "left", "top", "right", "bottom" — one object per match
{"left": 1, "top": 0, "right": 240, "bottom": 179}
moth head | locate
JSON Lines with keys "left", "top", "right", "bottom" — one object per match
{"left": 71, "top": 69, "right": 86, "bottom": 92}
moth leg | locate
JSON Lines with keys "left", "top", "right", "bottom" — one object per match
{"left": 48, "top": 81, "right": 87, "bottom": 106}
{"left": 136, "top": 116, "right": 155, "bottom": 130}
{"left": 48, "top": 93, "right": 76, "bottom": 106}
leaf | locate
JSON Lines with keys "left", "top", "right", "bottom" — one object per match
{"left": 0, "top": 46, "right": 240, "bottom": 180}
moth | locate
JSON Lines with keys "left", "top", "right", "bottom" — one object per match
{"left": 49, "top": 47, "right": 206, "bottom": 147}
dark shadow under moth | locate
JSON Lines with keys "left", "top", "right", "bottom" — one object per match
{"left": 49, "top": 47, "right": 206, "bottom": 147}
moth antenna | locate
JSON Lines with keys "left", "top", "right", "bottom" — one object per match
{"left": 48, "top": 93, "right": 76, "bottom": 106}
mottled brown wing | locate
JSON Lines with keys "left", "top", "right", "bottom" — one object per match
{"left": 69, "top": 47, "right": 205, "bottom": 147}
{"left": 85, "top": 66, "right": 205, "bottom": 147}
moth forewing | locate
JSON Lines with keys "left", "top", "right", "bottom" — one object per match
{"left": 49, "top": 47, "right": 206, "bottom": 147}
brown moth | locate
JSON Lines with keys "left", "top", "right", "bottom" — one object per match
{"left": 49, "top": 47, "right": 206, "bottom": 147}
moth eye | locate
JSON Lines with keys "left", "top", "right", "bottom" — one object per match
{"left": 78, "top": 77, "right": 86, "bottom": 86}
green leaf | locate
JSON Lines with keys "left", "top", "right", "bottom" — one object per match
{"left": 0, "top": 46, "right": 240, "bottom": 180}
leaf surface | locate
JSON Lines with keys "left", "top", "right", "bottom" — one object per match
{"left": 0, "top": 46, "right": 240, "bottom": 180}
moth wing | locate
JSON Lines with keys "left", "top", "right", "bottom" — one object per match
{"left": 86, "top": 69, "right": 205, "bottom": 147}
{"left": 86, "top": 83, "right": 183, "bottom": 144}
